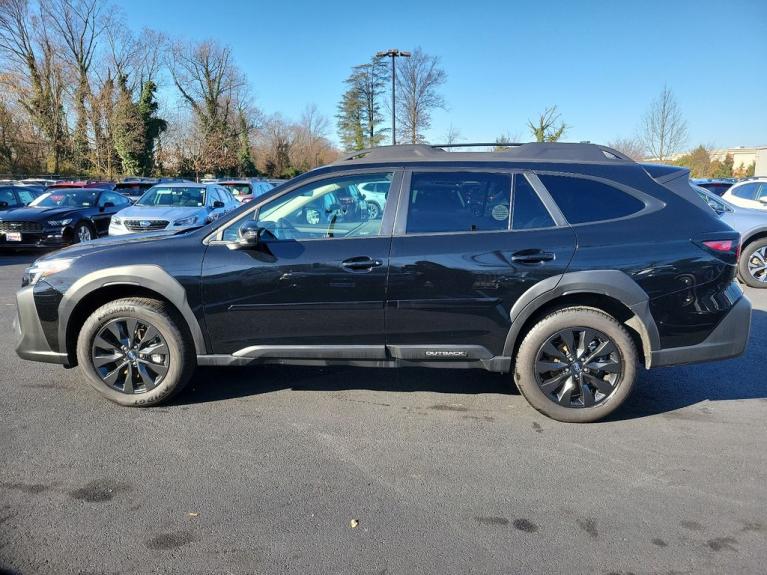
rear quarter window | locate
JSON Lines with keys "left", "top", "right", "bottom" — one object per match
{"left": 538, "top": 174, "right": 645, "bottom": 224}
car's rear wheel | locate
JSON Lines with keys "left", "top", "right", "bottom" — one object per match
{"left": 366, "top": 201, "right": 381, "bottom": 220}
{"left": 514, "top": 306, "right": 637, "bottom": 423}
{"left": 739, "top": 238, "right": 767, "bottom": 288}
{"left": 76, "top": 297, "right": 195, "bottom": 406}
{"left": 74, "top": 222, "right": 94, "bottom": 243}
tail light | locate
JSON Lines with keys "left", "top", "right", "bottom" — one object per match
{"left": 694, "top": 236, "right": 740, "bottom": 264}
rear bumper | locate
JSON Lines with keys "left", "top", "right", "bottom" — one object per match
{"left": 650, "top": 293, "right": 751, "bottom": 367}
{"left": 14, "top": 285, "right": 69, "bottom": 365}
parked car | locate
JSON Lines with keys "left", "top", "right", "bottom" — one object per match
{"left": 721, "top": 177, "right": 767, "bottom": 210}
{"left": 18, "top": 178, "right": 60, "bottom": 187}
{"left": 358, "top": 179, "right": 391, "bottom": 219}
{"left": 14, "top": 143, "right": 750, "bottom": 423}
{"left": 48, "top": 180, "right": 117, "bottom": 191}
{"left": 694, "top": 185, "right": 767, "bottom": 287}
{"left": 0, "top": 187, "right": 130, "bottom": 248}
{"left": 114, "top": 179, "right": 159, "bottom": 201}
{"left": 218, "top": 179, "right": 255, "bottom": 201}
{"left": 0, "top": 185, "right": 44, "bottom": 212}
{"left": 238, "top": 180, "right": 276, "bottom": 203}
{"left": 691, "top": 178, "right": 736, "bottom": 197}
{"left": 108, "top": 182, "right": 240, "bottom": 235}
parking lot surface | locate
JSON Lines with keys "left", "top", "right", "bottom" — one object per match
{"left": 1, "top": 252, "right": 766, "bottom": 574}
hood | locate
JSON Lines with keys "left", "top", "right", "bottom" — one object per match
{"left": 116, "top": 205, "right": 208, "bottom": 221}
{"left": 0, "top": 206, "right": 79, "bottom": 222}
{"left": 35, "top": 229, "right": 181, "bottom": 262}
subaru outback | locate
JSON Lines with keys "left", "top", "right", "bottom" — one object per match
{"left": 14, "top": 143, "right": 751, "bottom": 422}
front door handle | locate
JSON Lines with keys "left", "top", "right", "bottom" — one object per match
{"left": 511, "top": 249, "right": 555, "bottom": 264}
{"left": 341, "top": 256, "right": 384, "bottom": 271}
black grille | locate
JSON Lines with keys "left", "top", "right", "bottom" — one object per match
{"left": 124, "top": 219, "right": 168, "bottom": 232}
{"left": 0, "top": 221, "right": 42, "bottom": 233}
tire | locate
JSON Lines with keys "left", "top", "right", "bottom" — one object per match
{"left": 76, "top": 297, "right": 196, "bottom": 406}
{"left": 514, "top": 306, "right": 637, "bottom": 423}
{"left": 738, "top": 238, "right": 767, "bottom": 288}
{"left": 73, "top": 222, "right": 94, "bottom": 243}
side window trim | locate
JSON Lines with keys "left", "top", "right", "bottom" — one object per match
{"left": 522, "top": 172, "right": 568, "bottom": 227}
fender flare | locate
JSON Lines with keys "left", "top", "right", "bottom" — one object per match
{"left": 58, "top": 264, "right": 207, "bottom": 355}
{"left": 502, "top": 270, "right": 660, "bottom": 368}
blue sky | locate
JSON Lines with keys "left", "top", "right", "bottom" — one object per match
{"left": 123, "top": 0, "right": 767, "bottom": 149}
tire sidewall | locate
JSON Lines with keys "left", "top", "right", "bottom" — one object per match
{"left": 73, "top": 222, "right": 94, "bottom": 243}
{"left": 514, "top": 308, "right": 637, "bottom": 423}
{"left": 739, "top": 239, "right": 767, "bottom": 288}
{"left": 76, "top": 300, "right": 190, "bottom": 406}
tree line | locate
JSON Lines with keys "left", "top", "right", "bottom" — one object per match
{"left": 0, "top": 0, "right": 336, "bottom": 179}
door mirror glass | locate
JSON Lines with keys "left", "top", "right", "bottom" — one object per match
{"left": 228, "top": 220, "right": 273, "bottom": 250}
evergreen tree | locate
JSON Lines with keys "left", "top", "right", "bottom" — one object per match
{"left": 136, "top": 81, "right": 167, "bottom": 176}
{"left": 336, "top": 82, "right": 365, "bottom": 151}
{"left": 112, "top": 75, "right": 143, "bottom": 176}
{"left": 236, "top": 110, "right": 257, "bottom": 176}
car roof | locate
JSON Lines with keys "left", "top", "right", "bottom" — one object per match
{"left": 330, "top": 142, "right": 634, "bottom": 167}
{"left": 149, "top": 182, "right": 207, "bottom": 188}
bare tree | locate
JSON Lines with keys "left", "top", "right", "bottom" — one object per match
{"left": 641, "top": 85, "right": 687, "bottom": 161}
{"left": 42, "top": 0, "right": 109, "bottom": 171}
{"left": 395, "top": 47, "right": 446, "bottom": 144}
{"left": 0, "top": 0, "right": 68, "bottom": 172}
{"left": 443, "top": 124, "right": 462, "bottom": 148}
{"left": 607, "top": 137, "right": 645, "bottom": 161}
{"left": 291, "top": 104, "right": 331, "bottom": 170}
{"left": 528, "top": 106, "right": 568, "bottom": 142}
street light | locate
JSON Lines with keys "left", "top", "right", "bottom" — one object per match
{"left": 375, "top": 49, "right": 411, "bottom": 146}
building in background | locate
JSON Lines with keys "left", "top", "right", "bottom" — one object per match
{"left": 710, "top": 146, "right": 767, "bottom": 176}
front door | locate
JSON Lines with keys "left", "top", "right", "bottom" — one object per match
{"left": 385, "top": 170, "right": 576, "bottom": 358}
{"left": 202, "top": 170, "right": 401, "bottom": 356}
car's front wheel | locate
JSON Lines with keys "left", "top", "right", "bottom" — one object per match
{"left": 514, "top": 306, "right": 637, "bottom": 423}
{"left": 76, "top": 297, "right": 196, "bottom": 406}
{"left": 739, "top": 238, "right": 767, "bottom": 288}
{"left": 74, "top": 222, "right": 94, "bottom": 243}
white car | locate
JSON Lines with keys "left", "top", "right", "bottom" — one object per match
{"left": 721, "top": 178, "right": 767, "bottom": 210}
{"left": 357, "top": 180, "right": 391, "bottom": 220}
{"left": 109, "top": 183, "right": 239, "bottom": 235}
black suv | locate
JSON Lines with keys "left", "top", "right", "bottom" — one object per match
{"left": 14, "top": 143, "right": 751, "bottom": 422}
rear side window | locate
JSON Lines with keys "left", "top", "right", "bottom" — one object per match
{"left": 731, "top": 183, "right": 757, "bottom": 200}
{"left": 0, "top": 188, "right": 18, "bottom": 207}
{"left": 512, "top": 175, "right": 555, "bottom": 230}
{"left": 407, "top": 172, "right": 511, "bottom": 234}
{"left": 539, "top": 175, "right": 645, "bottom": 224}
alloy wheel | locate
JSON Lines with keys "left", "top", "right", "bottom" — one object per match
{"left": 534, "top": 327, "right": 622, "bottom": 408}
{"left": 91, "top": 317, "right": 169, "bottom": 394}
{"left": 78, "top": 225, "right": 92, "bottom": 242}
{"left": 367, "top": 201, "right": 380, "bottom": 219}
{"left": 747, "top": 247, "right": 767, "bottom": 283}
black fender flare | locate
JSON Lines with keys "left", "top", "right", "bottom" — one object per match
{"left": 57, "top": 264, "right": 207, "bottom": 355}
{"left": 502, "top": 270, "right": 660, "bottom": 368}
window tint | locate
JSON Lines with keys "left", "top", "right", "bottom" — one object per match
{"left": 731, "top": 183, "right": 757, "bottom": 200}
{"left": 756, "top": 184, "right": 767, "bottom": 201}
{"left": 99, "top": 191, "right": 128, "bottom": 207}
{"left": 16, "top": 189, "right": 37, "bottom": 205}
{"left": 406, "top": 172, "right": 511, "bottom": 234}
{"left": 512, "top": 175, "right": 555, "bottom": 230}
{"left": 222, "top": 173, "right": 393, "bottom": 241}
{"left": 0, "top": 188, "right": 18, "bottom": 207}
{"left": 539, "top": 175, "right": 645, "bottom": 224}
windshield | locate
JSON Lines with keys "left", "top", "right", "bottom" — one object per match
{"left": 138, "top": 186, "right": 206, "bottom": 207}
{"left": 30, "top": 190, "right": 98, "bottom": 208}
{"left": 222, "top": 184, "right": 251, "bottom": 196}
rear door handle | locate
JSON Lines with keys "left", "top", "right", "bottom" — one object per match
{"left": 341, "top": 256, "right": 384, "bottom": 271}
{"left": 511, "top": 250, "right": 555, "bottom": 264}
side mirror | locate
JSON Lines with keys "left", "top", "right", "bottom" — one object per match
{"left": 0, "top": 201, "right": 8, "bottom": 208}
{"left": 228, "top": 220, "right": 275, "bottom": 250}
{"left": 213, "top": 200, "right": 225, "bottom": 208}
{"left": 103, "top": 201, "right": 114, "bottom": 208}
{"left": 758, "top": 197, "right": 767, "bottom": 205}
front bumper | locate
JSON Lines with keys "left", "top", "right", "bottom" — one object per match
{"left": 14, "top": 285, "right": 69, "bottom": 365}
{"left": 0, "top": 229, "right": 71, "bottom": 249}
{"left": 650, "top": 293, "right": 752, "bottom": 367}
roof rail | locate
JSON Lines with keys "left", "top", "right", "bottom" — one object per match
{"left": 336, "top": 142, "right": 634, "bottom": 164}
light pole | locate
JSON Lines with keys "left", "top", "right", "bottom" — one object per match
{"left": 376, "top": 49, "right": 410, "bottom": 146}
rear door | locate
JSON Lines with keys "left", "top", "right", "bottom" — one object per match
{"left": 385, "top": 170, "right": 576, "bottom": 358}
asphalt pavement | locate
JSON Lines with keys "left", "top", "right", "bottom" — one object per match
{"left": 1, "top": 251, "right": 766, "bottom": 574}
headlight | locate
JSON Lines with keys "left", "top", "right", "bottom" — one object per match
{"left": 111, "top": 216, "right": 122, "bottom": 225}
{"left": 173, "top": 215, "right": 198, "bottom": 226}
{"left": 47, "top": 218, "right": 72, "bottom": 227}
{"left": 23, "top": 258, "right": 74, "bottom": 286}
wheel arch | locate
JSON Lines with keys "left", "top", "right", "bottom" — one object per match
{"left": 59, "top": 265, "right": 207, "bottom": 366}
{"left": 503, "top": 270, "right": 660, "bottom": 369}
{"left": 741, "top": 228, "right": 767, "bottom": 250}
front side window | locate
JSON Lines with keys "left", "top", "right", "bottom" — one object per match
{"left": 406, "top": 172, "right": 511, "bottom": 234}
{"left": 222, "top": 173, "right": 393, "bottom": 241}
{"left": 16, "top": 189, "right": 36, "bottom": 205}
{"left": 138, "top": 186, "right": 205, "bottom": 207}
{"left": 539, "top": 174, "right": 645, "bottom": 224}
